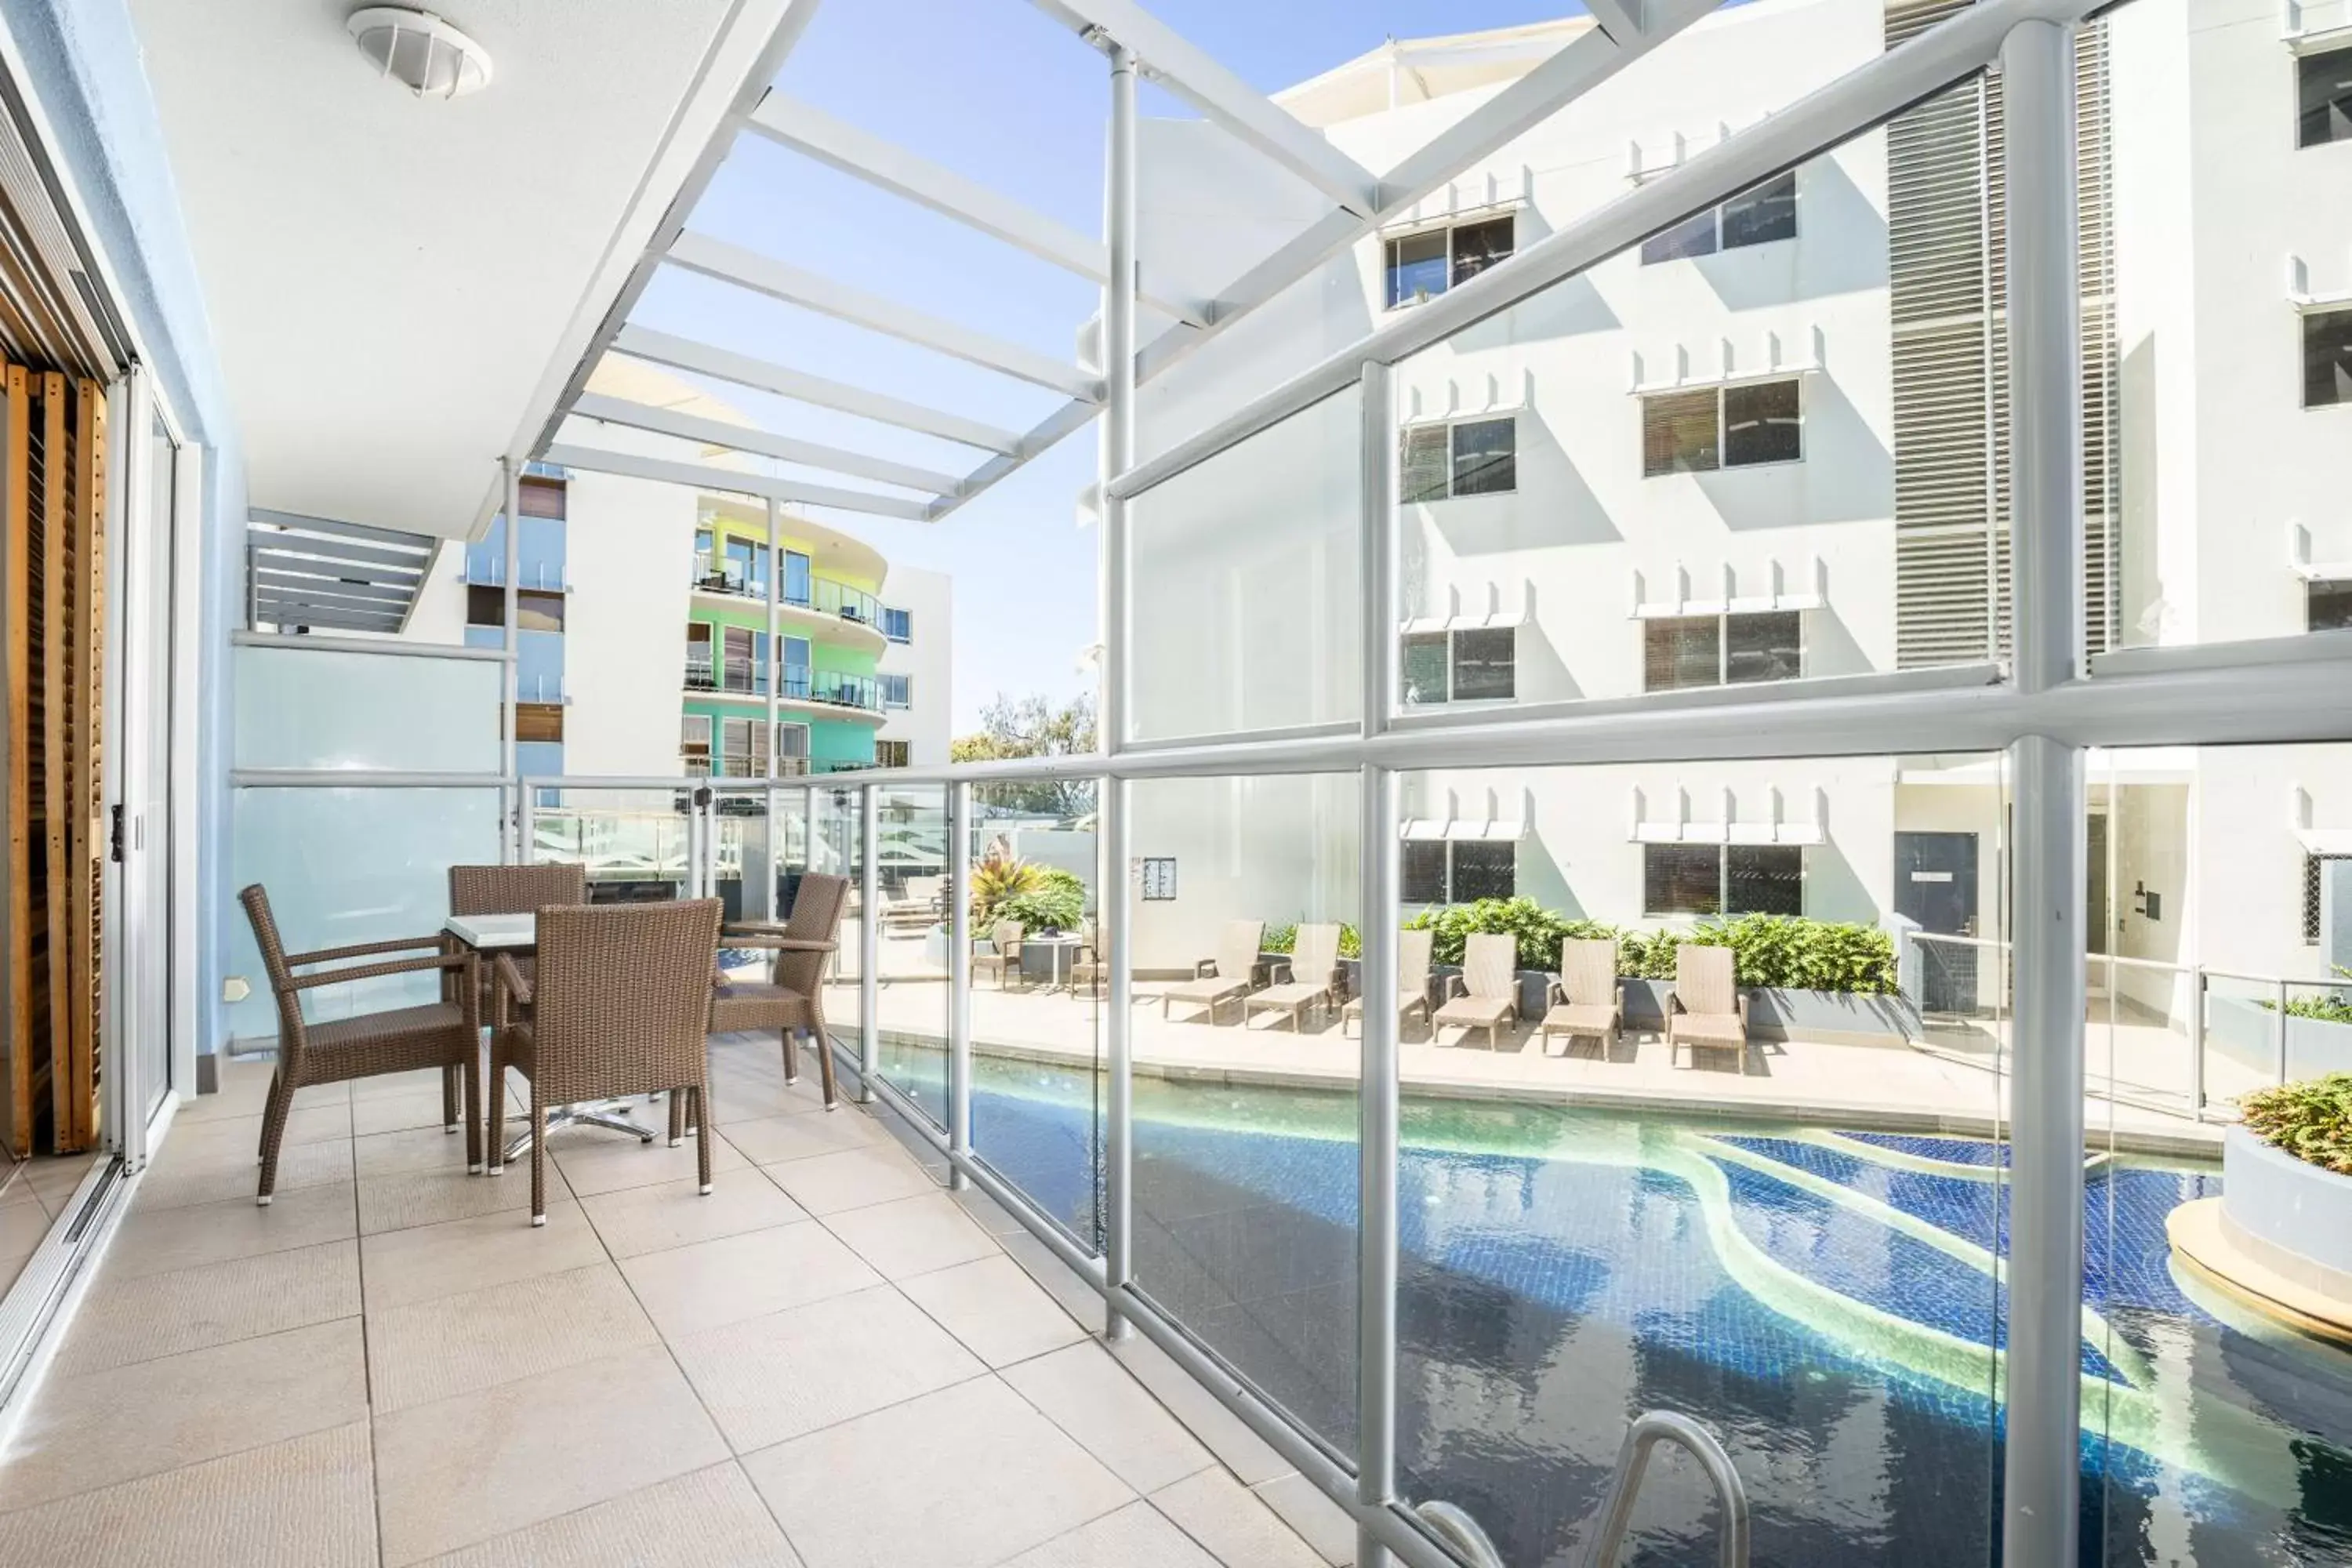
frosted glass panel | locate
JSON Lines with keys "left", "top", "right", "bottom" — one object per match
{"left": 235, "top": 646, "right": 501, "bottom": 772}
{"left": 1128, "top": 387, "right": 1361, "bottom": 742}
{"left": 226, "top": 788, "right": 501, "bottom": 1043}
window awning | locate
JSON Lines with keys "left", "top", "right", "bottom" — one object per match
{"left": 1632, "top": 819, "right": 1822, "bottom": 846}
{"left": 1399, "top": 609, "right": 1526, "bottom": 636}
{"left": 1401, "top": 818, "right": 1526, "bottom": 842}
{"left": 2296, "top": 827, "right": 2352, "bottom": 856}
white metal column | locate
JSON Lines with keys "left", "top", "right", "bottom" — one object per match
{"left": 1099, "top": 33, "right": 1140, "bottom": 1341}
{"left": 501, "top": 459, "right": 521, "bottom": 862}
{"left": 858, "top": 782, "right": 880, "bottom": 1104}
{"left": 2000, "top": 20, "right": 2089, "bottom": 1568}
{"left": 948, "top": 779, "right": 973, "bottom": 1190}
{"left": 764, "top": 498, "right": 783, "bottom": 922}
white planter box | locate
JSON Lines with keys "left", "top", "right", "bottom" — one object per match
{"left": 2221, "top": 1125, "right": 2352, "bottom": 1301}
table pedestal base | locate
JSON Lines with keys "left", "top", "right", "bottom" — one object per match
{"left": 491, "top": 1096, "right": 662, "bottom": 1171}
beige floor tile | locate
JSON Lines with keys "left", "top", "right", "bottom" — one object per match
{"left": 897, "top": 1254, "right": 1087, "bottom": 1369}
{"left": 620, "top": 1221, "right": 878, "bottom": 1339}
{"left": 999, "top": 1229, "right": 1112, "bottom": 1327}
{"left": 366, "top": 1263, "right": 656, "bottom": 1414}
{"left": 358, "top": 1162, "right": 559, "bottom": 1235}
{"left": 418, "top": 1462, "right": 802, "bottom": 1568}
{"left": 0, "top": 1319, "right": 368, "bottom": 1513}
{"left": 0, "top": 1202, "right": 52, "bottom": 1287}
{"left": 351, "top": 1065, "right": 452, "bottom": 1101}
{"left": 351, "top": 1087, "right": 470, "bottom": 1139}
{"left": 360, "top": 1197, "right": 601, "bottom": 1312}
{"left": 741, "top": 1375, "right": 1131, "bottom": 1568}
{"left": 55, "top": 1240, "right": 359, "bottom": 1377}
{"left": 26, "top": 1154, "right": 99, "bottom": 1213}
{"left": 137, "top": 1138, "right": 352, "bottom": 1214}
{"left": 582, "top": 1172, "right": 807, "bottom": 1260}
{"left": 701, "top": 1076, "right": 830, "bottom": 1123}
{"left": 1003, "top": 1501, "right": 1221, "bottom": 1568}
{"left": 355, "top": 1123, "right": 484, "bottom": 1179}
{"left": 763, "top": 1144, "right": 937, "bottom": 1216}
{"left": 821, "top": 1192, "right": 996, "bottom": 1280}
{"left": 548, "top": 1127, "right": 748, "bottom": 1199}
{"left": 669, "top": 1283, "right": 983, "bottom": 1454}
{"left": 158, "top": 1102, "right": 351, "bottom": 1167}
{"left": 0, "top": 1421, "right": 376, "bottom": 1566}
{"left": 1149, "top": 1469, "right": 1327, "bottom": 1568}
{"left": 372, "top": 1343, "right": 727, "bottom": 1566}
{"left": 718, "top": 1107, "right": 889, "bottom": 1166}
{"left": 1248, "top": 1473, "right": 1356, "bottom": 1566}
{"left": 1002, "top": 1341, "right": 1214, "bottom": 1494}
{"left": 107, "top": 1181, "right": 356, "bottom": 1281}
{"left": 1109, "top": 1333, "right": 1293, "bottom": 1487}
{"left": 948, "top": 1184, "right": 1028, "bottom": 1237}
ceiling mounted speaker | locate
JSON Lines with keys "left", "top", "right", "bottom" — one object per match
{"left": 347, "top": 8, "right": 494, "bottom": 100}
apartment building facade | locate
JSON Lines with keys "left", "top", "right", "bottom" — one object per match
{"left": 1121, "top": 0, "right": 2352, "bottom": 1011}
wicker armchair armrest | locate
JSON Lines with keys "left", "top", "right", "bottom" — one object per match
{"left": 278, "top": 951, "right": 474, "bottom": 993}
{"left": 1267, "top": 959, "right": 1295, "bottom": 985}
{"left": 723, "top": 935, "right": 837, "bottom": 953}
{"left": 1443, "top": 974, "right": 1467, "bottom": 1000}
{"left": 1193, "top": 958, "right": 1218, "bottom": 978}
{"left": 493, "top": 953, "right": 533, "bottom": 1026}
{"left": 284, "top": 934, "right": 445, "bottom": 967}
{"left": 1545, "top": 975, "right": 1566, "bottom": 1006}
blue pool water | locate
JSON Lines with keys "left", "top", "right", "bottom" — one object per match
{"left": 881, "top": 1047, "right": 2352, "bottom": 1566}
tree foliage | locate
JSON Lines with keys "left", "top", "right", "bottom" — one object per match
{"left": 2241, "top": 1073, "right": 2352, "bottom": 1175}
{"left": 952, "top": 692, "right": 1098, "bottom": 820}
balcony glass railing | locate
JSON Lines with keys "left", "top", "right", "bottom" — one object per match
{"left": 683, "top": 660, "right": 884, "bottom": 713}
{"left": 690, "top": 556, "right": 899, "bottom": 632}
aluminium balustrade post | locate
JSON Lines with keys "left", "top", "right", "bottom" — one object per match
{"left": 502, "top": 457, "right": 521, "bottom": 862}
{"left": 949, "top": 779, "right": 973, "bottom": 1192}
{"left": 1098, "top": 32, "right": 1139, "bottom": 1345}
{"left": 765, "top": 499, "right": 782, "bottom": 923}
{"left": 2000, "top": 21, "right": 2088, "bottom": 1568}
{"left": 1356, "top": 359, "right": 1400, "bottom": 1568}
{"left": 859, "top": 782, "right": 880, "bottom": 1105}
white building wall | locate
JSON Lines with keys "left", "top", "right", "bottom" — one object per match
{"left": 878, "top": 564, "right": 953, "bottom": 765}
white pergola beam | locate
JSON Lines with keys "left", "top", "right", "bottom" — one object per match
{"left": 571, "top": 391, "right": 963, "bottom": 497}
{"left": 1028, "top": 0, "right": 1381, "bottom": 216}
{"left": 667, "top": 230, "right": 1105, "bottom": 400}
{"left": 1580, "top": 0, "right": 1646, "bottom": 46}
{"left": 746, "top": 96, "right": 1214, "bottom": 327}
{"left": 612, "top": 325, "right": 1024, "bottom": 456}
{"left": 545, "top": 441, "right": 938, "bottom": 521}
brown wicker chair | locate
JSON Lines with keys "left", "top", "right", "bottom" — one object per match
{"left": 241, "top": 884, "right": 482, "bottom": 1201}
{"left": 706, "top": 872, "right": 851, "bottom": 1113}
{"left": 488, "top": 899, "right": 724, "bottom": 1225}
{"left": 445, "top": 862, "right": 587, "bottom": 1109}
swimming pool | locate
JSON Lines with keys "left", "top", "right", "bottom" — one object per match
{"left": 880, "top": 1044, "right": 2352, "bottom": 1566}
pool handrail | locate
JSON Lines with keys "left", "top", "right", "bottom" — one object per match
{"left": 1414, "top": 1500, "right": 1505, "bottom": 1568}
{"left": 1580, "top": 1410, "right": 1751, "bottom": 1568}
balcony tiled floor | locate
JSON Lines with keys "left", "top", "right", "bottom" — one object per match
{"left": 0, "top": 1040, "right": 1338, "bottom": 1567}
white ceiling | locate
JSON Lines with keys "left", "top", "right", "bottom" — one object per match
{"left": 129, "top": 0, "right": 793, "bottom": 539}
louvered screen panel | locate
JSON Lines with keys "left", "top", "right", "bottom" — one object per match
{"left": 2076, "top": 27, "right": 2120, "bottom": 655}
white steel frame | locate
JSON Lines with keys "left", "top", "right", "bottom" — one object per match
{"left": 225, "top": 4, "right": 2352, "bottom": 1566}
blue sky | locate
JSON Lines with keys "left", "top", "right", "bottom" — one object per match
{"left": 625, "top": 2, "right": 1581, "bottom": 733}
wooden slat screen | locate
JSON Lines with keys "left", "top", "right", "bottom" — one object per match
{"left": 3, "top": 363, "right": 104, "bottom": 1156}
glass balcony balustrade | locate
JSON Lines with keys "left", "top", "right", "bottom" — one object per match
{"left": 690, "top": 553, "right": 903, "bottom": 632}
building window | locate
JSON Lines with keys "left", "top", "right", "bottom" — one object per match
{"left": 513, "top": 702, "right": 563, "bottom": 744}
{"left": 2308, "top": 854, "right": 2352, "bottom": 943}
{"left": 779, "top": 724, "right": 810, "bottom": 762}
{"left": 468, "top": 585, "right": 565, "bottom": 631}
{"left": 1642, "top": 379, "right": 1803, "bottom": 475}
{"left": 2311, "top": 579, "right": 2352, "bottom": 633}
{"left": 1385, "top": 213, "right": 1516, "bottom": 309}
{"left": 1403, "top": 840, "right": 1516, "bottom": 905}
{"left": 1140, "top": 858, "right": 1178, "bottom": 901}
{"left": 1401, "top": 626, "right": 1518, "bottom": 706}
{"left": 720, "top": 626, "right": 757, "bottom": 692}
{"left": 882, "top": 606, "right": 913, "bottom": 642}
{"left": 879, "top": 673, "right": 912, "bottom": 709}
{"left": 1638, "top": 172, "right": 1798, "bottom": 264}
{"left": 2300, "top": 44, "right": 2352, "bottom": 149}
{"left": 1401, "top": 416, "right": 1517, "bottom": 503}
{"left": 1643, "top": 843, "right": 1803, "bottom": 917}
{"left": 1643, "top": 611, "right": 1803, "bottom": 691}
{"left": 2307, "top": 307, "right": 2352, "bottom": 408}
{"left": 876, "top": 739, "right": 912, "bottom": 768}
{"left": 517, "top": 476, "right": 567, "bottom": 519}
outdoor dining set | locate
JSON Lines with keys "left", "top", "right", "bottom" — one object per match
{"left": 238, "top": 862, "right": 852, "bottom": 1226}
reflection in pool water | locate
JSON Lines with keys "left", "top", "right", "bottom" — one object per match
{"left": 880, "top": 1042, "right": 2352, "bottom": 1566}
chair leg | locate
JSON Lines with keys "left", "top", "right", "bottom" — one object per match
{"left": 669, "top": 1087, "right": 687, "bottom": 1147}
{"left": 805, "top": 999, "right": 839, "bottom": 1111}
{"left": 256, "top": 1070, "right": 289, "bottom": 1163}
{"left": 486, "top": 1044, "right": 509, "bottom": 1174}
{"left": 256, "top": 1072, "right": 297, "bottom": 1205}
{"left": 779, "top": 1025, "right": 800, "bottom": 1086}
{"left": 442, "top": 1062, "right": 459, "bottom": 1134}
{"left": 529, "top": 1094, "right": 550, "bottom": 1226}
{"left": 463, "top": 1048, "right": 483, "bottom": 1173}
{"left": 695, "top": 1084, "right": 714, "bottom": 1195}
